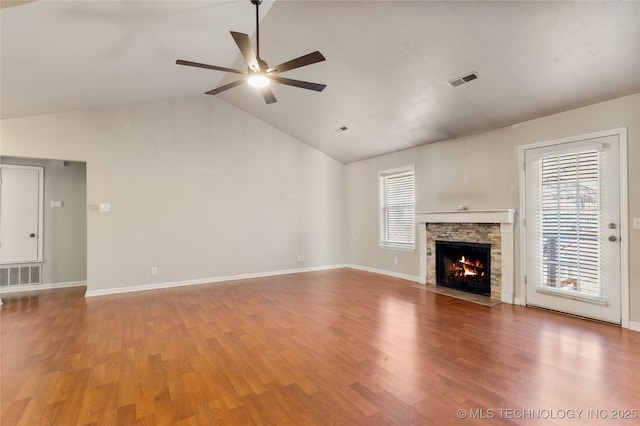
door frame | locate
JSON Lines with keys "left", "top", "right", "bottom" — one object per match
{"left": 518, "top": 127, "right": 629, "bottom": 328}
{"left": 0, "top": 164, "right": 45, "bottom": 264}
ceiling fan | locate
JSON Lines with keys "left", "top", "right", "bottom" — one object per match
{"left": 176, "top": 0, "right": 326, "bottom": 104}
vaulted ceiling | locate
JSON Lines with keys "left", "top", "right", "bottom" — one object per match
{"left": 2, "top": 0, "right": 639, "bottom": 163}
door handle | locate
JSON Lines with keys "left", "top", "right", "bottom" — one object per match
{"left": 29, "top": 233, "right": 36, "bottom": 238}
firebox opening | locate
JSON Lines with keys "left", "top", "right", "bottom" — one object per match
{"left": 435, "top": 241, "right": 491, "bottom": 297}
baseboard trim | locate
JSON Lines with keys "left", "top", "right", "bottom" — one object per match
{"left": 345, "top": 264, "right": 419, "bottom": 283}
{"left": 85, "top": 264, "right": 347, "bottom": 298}
{"left": 0, "top": 280, "right": 86, "bottom": 294}
{"left": 629, "top": 321, "right": 640, "bottom": 332}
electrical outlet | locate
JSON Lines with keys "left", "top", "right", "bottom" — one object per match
{"left": 298, "top": 256, "right": 305, "bottom": 262}
{"left": 151, "top": 267, "right": 158, "bottom": 275}
{"left": 394, "top": 258, "right": 398, "bottom": 265}
{"left": 633, "top": 218, "right": 640, "bottom": 230}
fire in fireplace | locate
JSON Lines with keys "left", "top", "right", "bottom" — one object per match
{"left": 435, "top": 241, "right": 491, "bottom": 296}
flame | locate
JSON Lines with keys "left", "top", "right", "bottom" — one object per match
{"left": 463, "top": 264, "right": 477, "bottom": 276}
{"left": 458, "top": 256, "right": 485, "bottom": 276}
{"left": 446, "top": 254, "right": 486, "bottom": 279}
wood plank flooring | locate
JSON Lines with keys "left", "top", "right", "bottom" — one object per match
{"left": 1, "top": 268, "right": 639, "bottom": 425}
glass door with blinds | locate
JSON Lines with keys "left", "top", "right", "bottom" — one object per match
{"left": 524, "top": 135, "right": 621, "bottom": 323}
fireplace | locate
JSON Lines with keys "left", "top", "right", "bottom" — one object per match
{"left": 435, "top": 241, "right": 491, "bottom": 296}
{"left": 416, "top": 209, "right": 516, "bottom": 303}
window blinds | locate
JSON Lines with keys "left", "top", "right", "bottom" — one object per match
{"left": 380, "top": 170, "right": 415, "bottom": 249}
{"left": 538, "top": 150, "right": 601, "bottom": 296}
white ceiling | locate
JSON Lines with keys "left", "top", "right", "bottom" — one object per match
{"left": 2, "top": 0, "right": 639, "bottom": 164}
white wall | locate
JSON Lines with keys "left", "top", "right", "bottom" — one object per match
{"left": 1, "top": 157, "right": 87, "bottom": 285}
{"left": 346, "top": 93, "right": 640, "bottom": 323}
{"left": 1, "top": 96, "right": 346, "bottom": 294}
{"left": 2, "top": 90, "right": 637, "bottom": 323}
{"left": 346, "top": 126, "right": 517, "bottom": 277}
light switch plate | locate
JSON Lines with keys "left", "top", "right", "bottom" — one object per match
{"left": 50, "top": 200, "right": 63, "bottom": 208}
{"left": 99, "top": 203, "right": 111, "bottom": 213}
{"left": 633, "top": 217, "right": 640, "bottom": 230}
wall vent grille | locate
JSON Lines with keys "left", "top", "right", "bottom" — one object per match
{"left": 0, "top": 264, "right": 42, "bottom": 286}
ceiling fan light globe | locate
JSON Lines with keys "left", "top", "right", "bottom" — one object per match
{"left": 248, "top": 74, "right": 270, "bottom": 88}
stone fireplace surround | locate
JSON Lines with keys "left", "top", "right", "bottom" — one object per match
{"left": 416, "top": 209, "right": 516, "bottom": 304}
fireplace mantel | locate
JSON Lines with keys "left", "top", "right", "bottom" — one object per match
{"left": 416, "top": 209, "right": 516, "bottom": 303}
{"left": 415, "top": 209, "right": 515, "bottom": 225}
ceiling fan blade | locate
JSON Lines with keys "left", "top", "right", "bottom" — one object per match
{"left": 176, "top": 59, "right": 246, "bottom": 75}
{"left": 267, "top": 51, "right": 326, "bottom": 74}
{"left": 205, "top": 79, "right": 246, "bottom": 95}
{"left": 0, "top": 1, "right": 37, "bottom": 9}
{"left": 261, "top": 87, "right": 277, "bottom": 104}
{"left": 270, "top": 76, "right": 326, "bottom": 92}
{"left": 230, "top": 31, "right": 261, "bottom": 72}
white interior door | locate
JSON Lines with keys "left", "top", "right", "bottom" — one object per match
{"left": 524, "top": 134, "right": 621, "bottom": 323}
{"left": 0, "top": 165, "right": 44, "bottom": 264}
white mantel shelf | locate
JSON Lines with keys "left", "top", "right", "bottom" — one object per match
{"left": 415, "top": 208, "right": 517, "bottom": 304}
{"left": 415, "top": 209, "right": 515, "bottom": 224}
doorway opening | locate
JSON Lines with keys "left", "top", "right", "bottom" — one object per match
{"left": 0, "top": 156, "right": 87, "bottom": 291}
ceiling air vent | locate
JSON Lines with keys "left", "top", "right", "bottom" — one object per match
{"left": 448, "top": 72, "right": 479, "bottom": 88}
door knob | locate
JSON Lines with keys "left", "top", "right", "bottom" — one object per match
{"left": 608, "top": 235, "right": 617, "bottom": 242}
{"left": 29, "top": 233, "right": 36, "bottom": 238}
{"left": 608, "top": 223, "right": 617, "bottom": 229}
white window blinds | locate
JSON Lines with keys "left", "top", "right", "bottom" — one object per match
{"left": 538, "top": 150, "right": 601, "bottom": 296}
{"left": 379, "top": 167, "right": 415, "bottom": 249}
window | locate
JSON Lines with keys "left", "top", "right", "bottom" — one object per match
{"left": 537, "top": 149, "right": 601, "bottom": 296}
{"left": 379, "top": 166, "right": 415, "bottom": 249}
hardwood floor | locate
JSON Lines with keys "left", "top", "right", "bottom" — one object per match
{"left": 1, "top": 268, "right": 639, "bottom": 425}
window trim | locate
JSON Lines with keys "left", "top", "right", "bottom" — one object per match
{"left": 378, "top": 165, "right": 416, "bottom": 251}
